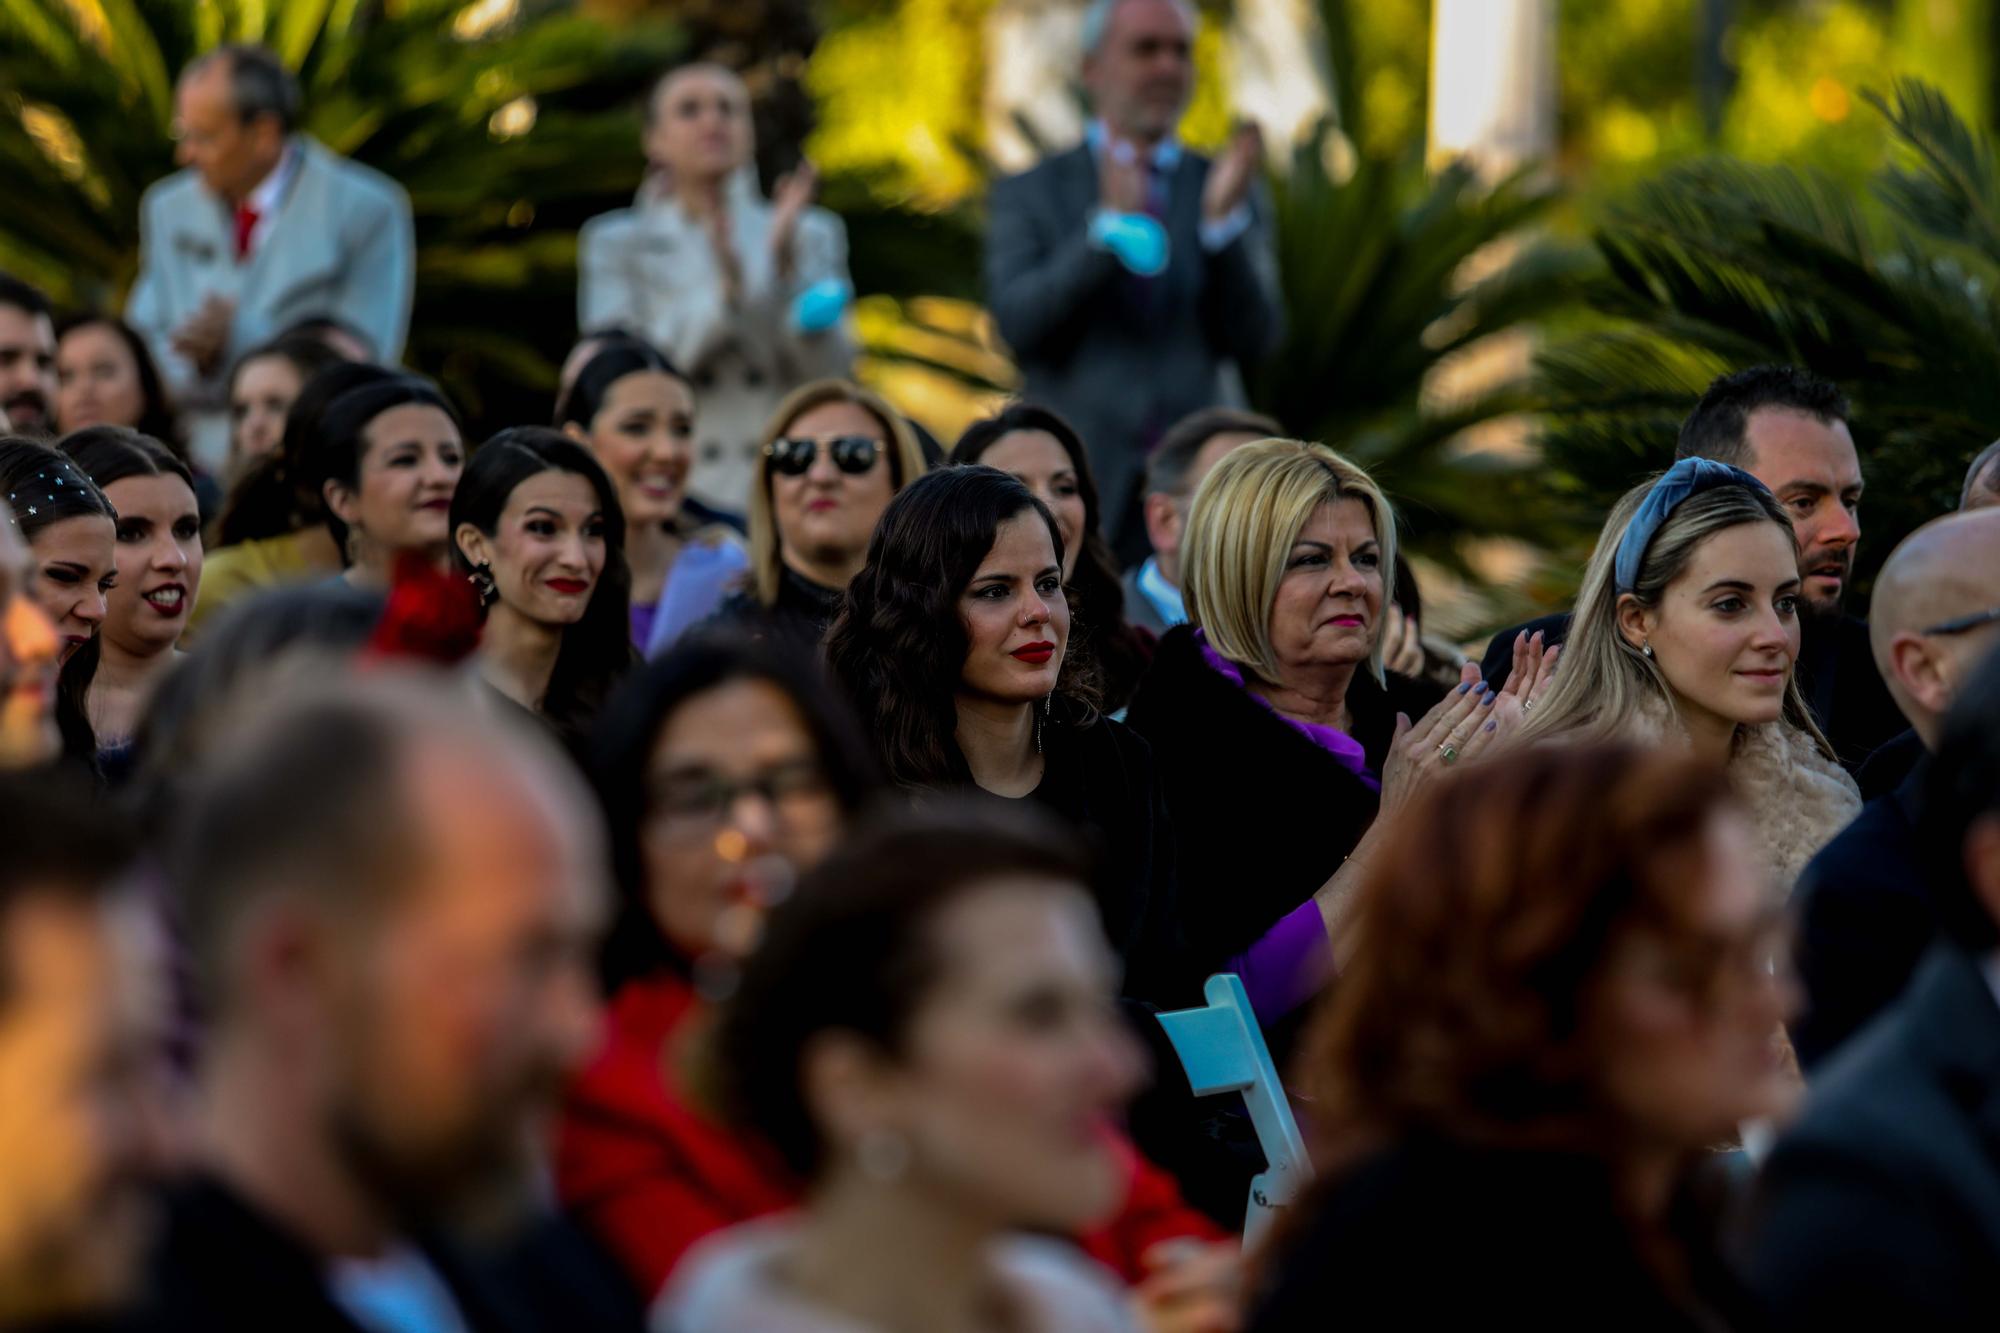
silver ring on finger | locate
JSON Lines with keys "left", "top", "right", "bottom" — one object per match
{"left": 1521, "top": 698, "right": 1534, "bottom": 713}
{"left": 1437, "top": 742, "right": 1458, "bottom": 764}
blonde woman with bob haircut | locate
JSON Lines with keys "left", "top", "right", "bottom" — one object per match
{"left": 1126, "top": 439, "right": 1555, "bottom": 1025}
{"left": 1517, "top": 459, "right": 1859, "bottom": 891}
{"left": 713, "top": 378, "right": 928, "bottom": 662}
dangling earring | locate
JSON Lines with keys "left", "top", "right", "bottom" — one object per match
{"left": 468, "top": 562, "right": 498, "bottom": 608}
{"left": 1035, "top": 692, "right": 1052, "bottom": 755}
{"left": 1641, "top": 643, "right": 1655, "bottom": 660}
{"left": 856, "top": 1128, "right": 910, "bottom": 1183}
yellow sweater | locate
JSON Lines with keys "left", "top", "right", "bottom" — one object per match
{"left": 184, "top": 531, "right": 336, "bottom": 644}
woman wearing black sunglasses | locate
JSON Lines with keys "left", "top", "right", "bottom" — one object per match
{"left": 715, "top": 379, "right": 929, "bottom": 661}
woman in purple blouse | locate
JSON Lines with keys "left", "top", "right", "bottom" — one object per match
{"left": 1125, "top": 439, "right": 1556, "bottom": 1027}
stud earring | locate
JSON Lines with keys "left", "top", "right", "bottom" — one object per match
{"left": 468, "top": 562, "right": 498, "bottom": 607}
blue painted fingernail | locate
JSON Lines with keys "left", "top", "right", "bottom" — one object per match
{"left": 1483, "top": 690, "right": 1498, "bottom": 705}
{"left": 1485, "top": 720, "right": 1498, "bottom": 731}
{"left": 1473, "top": 681, "right": 1489, "bottom": 694}
{"left": 1458, "top": 681, "right": 1473, "bottom": 693}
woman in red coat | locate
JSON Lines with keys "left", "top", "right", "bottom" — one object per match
{"left": 555, "top": 631, "right": 1232, "bottom": 1327}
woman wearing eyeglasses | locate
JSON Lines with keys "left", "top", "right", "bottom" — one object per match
{"left": 713, "top": 379, "right": 929, "bottom": 663}
{"left": 555, "top": 631, "right": 1233, "bottom": 1322}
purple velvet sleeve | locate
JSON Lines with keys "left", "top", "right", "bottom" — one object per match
{"left": 1225, "top": 899, "right": 1335, "bottom": 1024}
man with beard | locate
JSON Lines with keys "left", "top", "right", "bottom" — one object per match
{"left": 1482, "top": 365, "right": 1905, "bottom": 774}
{"left": 0, "top": 772, "right": 175, "bottom": 1328}
{"left": 130, "top": 672, "right": 619, "bottom": 1330}
{"left": 0, "top": 274, "right": 57, "bottom": 437}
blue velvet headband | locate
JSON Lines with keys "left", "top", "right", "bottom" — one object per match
{"left": 1612, "top": 457, "right": 1769, "bottom": 592}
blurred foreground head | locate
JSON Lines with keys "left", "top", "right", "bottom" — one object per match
{"left": 1304, "top": 743, "right": 1796, "bottom": 1168}
{"left": 709, "top": 800, "right": 1145, "bottom": 1236}
{"left": 170, "top": 670, "right": 609, "bottom": 1238}
{"left": 0, "top": 772, "right": 170, "bottom": 1323}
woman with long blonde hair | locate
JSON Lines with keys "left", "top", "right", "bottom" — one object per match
{"left": 1517, "top": 458, "right": 1859, "bottom": 890}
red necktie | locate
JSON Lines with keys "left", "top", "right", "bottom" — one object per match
{"left": 233, "top": 203, "right": 259, "bottom": 261}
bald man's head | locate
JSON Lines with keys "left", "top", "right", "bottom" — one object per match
{"left": 1963, "top": 440, "right": 2000, "bottom": 512}
{"left": 1869, "top": 508, "right": 2000, "bottom": 748}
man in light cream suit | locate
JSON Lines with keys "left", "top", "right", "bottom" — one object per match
{"left": 128, "top": 45, "right": 413, "bottom": 468}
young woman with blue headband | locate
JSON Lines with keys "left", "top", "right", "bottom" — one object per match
{"left": 1516, "top": 458, "right": 1859, "bottom": 893}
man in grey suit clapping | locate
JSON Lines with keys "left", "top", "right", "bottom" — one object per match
{"left": 985, "top": 0, "right": 1283, "bottom": 564}
{"left": 128, "top": 45, "right": 413, "bottom": 468}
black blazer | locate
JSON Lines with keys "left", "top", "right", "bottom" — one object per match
{"left": 1746, "top": 945, "right": 2000, "bottom": 1329}
{"left": 984, "top": 143, "right": 1282, "bottom": 558}
{"left": 124, "top": 1175, "right": 539, "bottom": 1333}
{"left": 1790, "top": 753, "right": 1935, "bottom": 1071}
{"left": 1480, "top": 611, "right": 1903, "bottom": 775}
{"left": 1251, "top": 1136, "right": 1760, "bottom": 1330}
{"left": 1124, "top": 625, "right": 1440, "bottom": 980}
{"left": 1031, "top": 706, "right": 1194, "bottom": 1010}
{"left": 709, "top": 566, "right": 843, "bottom": 666}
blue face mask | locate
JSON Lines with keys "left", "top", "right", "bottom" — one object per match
{"left": 1089, "top": 210, "right": 1171, "bottom": 277}
{"left": 790, "top": 278, "right": 852, "bottom": 335}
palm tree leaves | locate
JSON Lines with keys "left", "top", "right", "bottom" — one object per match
{"left": 1252, "top": 113, "right": 1589, "bottom": 585}
{"left": 1539, "top": 81, "right": 2000, "bottom": 588}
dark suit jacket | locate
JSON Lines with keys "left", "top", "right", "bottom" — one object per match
{"left": 124, "top": 1174, "right": 643, "bottom": 1333}
{"left": 1120, "top": 564, "right": 1177, "bottom": 637}
{"left": 125, "top": 1175, "right": 526, "bottom": 1333}
{"left": 1790, "top": 754, "right": 1936, "bottom": 1070}
{"left": 1479, "top": 610, "right": 1903, "bottom": 775}
{"left": 1746, "top": 945, "right": 2000, "bottom": 1329}
{"left": 985, "top": 143, "right": 1282, "bottom": 560}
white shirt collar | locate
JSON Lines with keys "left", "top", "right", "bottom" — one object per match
{"left": 1086, "top": 120, "right": 1181, "bottom": 172}
{"left": 244, "top": 140, "right": 300, "bottom": 216}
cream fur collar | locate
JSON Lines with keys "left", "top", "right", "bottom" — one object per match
{"left": 1622, "top": 694, "right": 1862, "bottom": 897}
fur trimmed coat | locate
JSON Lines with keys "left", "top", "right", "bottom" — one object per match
{"left": 1623, "top": 694, "right": 1861, "bottom": 896}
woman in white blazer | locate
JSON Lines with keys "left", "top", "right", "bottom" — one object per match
{"left": 579, "top": 64, "right": 856, "bottom": 519}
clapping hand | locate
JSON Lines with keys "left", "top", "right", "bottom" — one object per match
{"left": 700, "top": 204, "right": 744, "bottom": 306}
{"left": 768, "top": 161, "right": 818, "bottom": 278}
{"left": 1201, "top": 121, "right": 1262, "bottom": 226}
{"left": 1486, "top": 629, "right": 1562, "bottom": 740}
{"left": 170, "top": 293, "right": 235, "bottom": 376}
{"left": 1380, "top": 664, "right": 1503, "bottom": 813}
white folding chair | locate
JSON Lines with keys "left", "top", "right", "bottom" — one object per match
{"left": 1154, "top": 973, "right": 1313, "bottom": 1250}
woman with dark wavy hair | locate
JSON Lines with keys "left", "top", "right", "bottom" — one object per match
{"left": 451, "top": 426, "right": 634, "bottom": 734}
{"left": 825, "top": 465, "right": 1187, "bottom": 1008}
{"left": 1249, "top": 743, "right": 1791, "bottom": 1329}
{"left": 953, "top": 404, "right": 1152, "bottom": 712}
